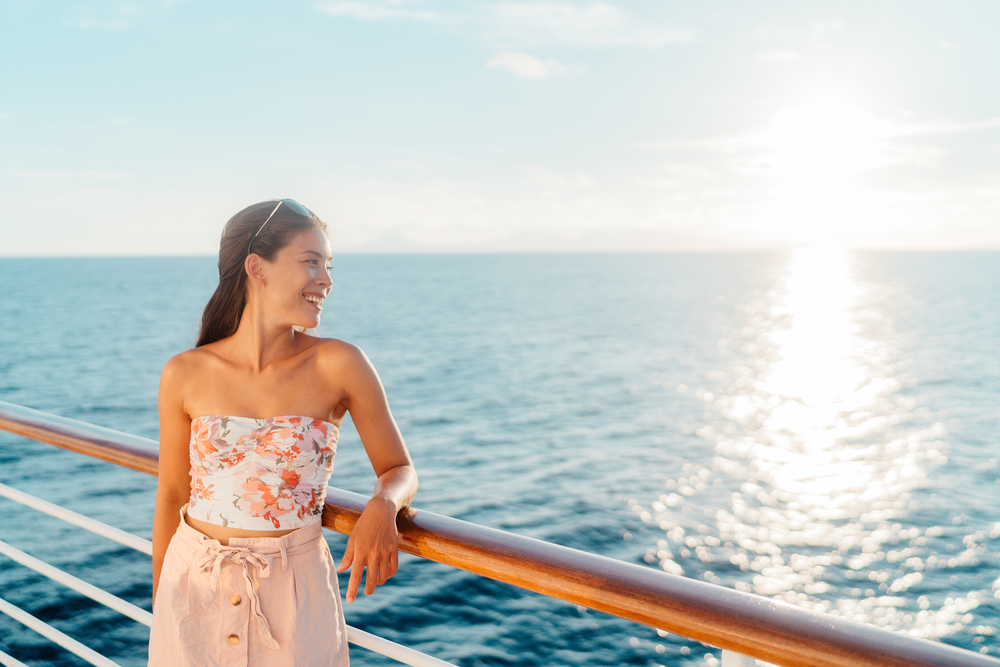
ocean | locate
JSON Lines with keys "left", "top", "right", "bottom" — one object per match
{"left": 0, "top": 250, "right": 997, "bottom": 666}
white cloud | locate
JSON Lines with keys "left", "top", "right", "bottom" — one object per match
{"left": 315, "top": 1, "right": 449, "bottom": 22}
{"left": 5, "top": 169, "right": 132, "bottom": 180}
{"left": 487, "top": 2, "right": 692, "bottom": 48}
{"left": 486, "top": 52, "right": 577, "bottom": 79}
{"left": 755, "top": 46, "right": 798, "bottom": 62}
{"left": 76, "top": 17, "right": 132, "bottom": 30}
{"left": 891, "top": 116, "right": 1000, "bottom": 137}
{"left": 301, "top": 173, "right": 725, "bottom": 253}
{"left": 315, "top": 1, "right": 692, "bottom": 49}
{"left": 660, "top": 163, "right": 713, "bottom": 179}
{"left": 870, "top": 116, "right": 1000, "bottom": 169}
{"left": 385, "top": 158, "right": 429, "bottom": 171}
{"left": 637, "top": 134, "right": 756, "bottom": 154}
{"left": 725, "top": 155, "right": 772, "bottom": 176}
{"left": 644, "top": 114, "right": 1000, "bottom": 177}
{"left": 7, "top": 162, "right": 999, "bottom": 255}
{"left": 520, "top": 165, "right": 594, "bottom": 187}
{"left": 73, "top": 5, "right": 140, "bottom": 30}
{"left": 635, "top": 163, "right": 714, "bottom": 187}
{"left": 810, "top": 19, "right": 845, "bottom": 36}
{"left": 880, "top": 144, "right": 946, "bottom": 169}
{"left": 314, "top": 167, "right": 1000, "bottom": 253}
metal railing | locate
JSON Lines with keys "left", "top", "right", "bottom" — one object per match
{"left": 0, "top": 482, "right": 453, "bottom": 667}
{"left": 1, "top": 399, "right": 997, "bottom": 667}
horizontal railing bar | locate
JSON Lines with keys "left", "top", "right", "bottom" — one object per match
{"left": 0, "top": 596, "right": 123, "bottom": 667}
{"left": 0, "top": 650, "right": 31, "bottom": 667}
{"left": 347, "top": 626, "right": 457, "bottom": 667}
{"left": 0, "top": 402, "right": 159, "bottom": 476}
{"left": 0, "top": 482, "right": 153, "bottom": 555}
{"left": 0, "top": 539, "right": 153, "bottom": 627}
{"left": 1, "top": 400, "right": 997, "bottom": 667}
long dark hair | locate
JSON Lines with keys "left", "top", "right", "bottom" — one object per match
{"left": 197, "top": 200, "right": 327, "bottom": 347}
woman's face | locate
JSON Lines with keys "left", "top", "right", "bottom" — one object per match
{"left": 259, "top": 228, "right": 332, "bottom": 331}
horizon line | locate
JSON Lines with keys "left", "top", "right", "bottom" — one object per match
{"left": 1, "top": 246, "right": 999, "bottom": 259}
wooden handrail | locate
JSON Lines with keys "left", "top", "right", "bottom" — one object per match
{"left": 0, "top": 400, "right": 996, "bottom": 667}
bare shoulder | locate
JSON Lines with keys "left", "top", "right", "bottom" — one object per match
{"left": 160, "top": 345, "right": 225, "bottom": 388}
{"left": 311, "top": 337, "right": 370, "bottom": 370}
{"left": 310, "top": 337, "right": 379, "bottom": 384}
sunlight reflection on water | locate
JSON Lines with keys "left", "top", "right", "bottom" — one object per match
{"left": 641, "top": 248, "right": 991, "bottom": 648}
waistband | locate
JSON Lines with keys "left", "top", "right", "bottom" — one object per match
{"left": 176, "top": 505, "right": 324, "bottom": 555}
{"left": 174, "top": 505, "right": 325, "bottom": 649}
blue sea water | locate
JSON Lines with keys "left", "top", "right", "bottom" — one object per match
{"left": 0, "top": 251, "right": 998, "bottom": 666}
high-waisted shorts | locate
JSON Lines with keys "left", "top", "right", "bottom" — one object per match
{"left": 148, "top": 507, "right": 349, "bottom": 667}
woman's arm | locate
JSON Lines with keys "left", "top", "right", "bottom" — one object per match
{"left": 151, "top": 354, "right": 195, "bottom": 605}
{"left": 331, "top": 343, "right": 418, "bottom": 604}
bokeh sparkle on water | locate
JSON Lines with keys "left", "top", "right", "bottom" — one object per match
{"left": 630, "top": 249, "right": 998, "bottom": 662}
{"left": 0, "top": 251, "right": 997, "bottom": 666}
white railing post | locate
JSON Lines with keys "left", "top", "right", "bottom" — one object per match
{"left": 721, "top": 649, "right": 758, "bottom": 666}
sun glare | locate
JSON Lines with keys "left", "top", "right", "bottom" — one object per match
{"left": 762, "top": 102, "right": 891, "bottom": 244}
{"left": 765, "top": 103, "right": 889, "bottom": 183}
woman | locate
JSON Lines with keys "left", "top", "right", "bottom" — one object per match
{"left": 149, "top": 199, "right": 417, "bottom": 666}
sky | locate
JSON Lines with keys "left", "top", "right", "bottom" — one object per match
{"left": 1, "top": 0, "right": 999, "bottom": 255}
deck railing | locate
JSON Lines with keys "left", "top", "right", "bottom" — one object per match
{"left": 0, "top": 399, "right": 997, "bottom": 667}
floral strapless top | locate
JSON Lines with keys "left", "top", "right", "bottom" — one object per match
{"left": 187, "top": 415, "right": 338, "bottom": 530}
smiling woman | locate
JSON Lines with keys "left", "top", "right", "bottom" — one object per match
{"left": 149, "top": 199, "right": 418, "bottom": 667}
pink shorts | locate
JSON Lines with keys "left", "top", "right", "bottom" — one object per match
{"left": 149, "top": 508, "right": 349, "bottom": 666}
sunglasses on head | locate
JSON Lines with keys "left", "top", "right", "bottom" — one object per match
{"left": 248, "top": 198, "right": 313, "bottom": 255}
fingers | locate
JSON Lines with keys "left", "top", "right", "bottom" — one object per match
{"left": 364, "top": 563, "right": 378, "bottom": 597}
{"left": 377, "top": 562, "right": 389, "bottom": 586}
{"left": 342, "top": 549, "right": 400, "bottom": 603}
{"left": 337, "top": 537, "right": 354, "bottom": 573}
{"left": 346, "top": 560, "right": 364, "bottom": 604}
{"left": 376, "top": 550, "right": 397, "bottom": 585}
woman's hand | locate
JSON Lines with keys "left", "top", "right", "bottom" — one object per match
{"left": 337, "top": 495, "right": 401, "bottom": 603}
{"left": 325, "top": 342, "right": 418, "bottom": 603}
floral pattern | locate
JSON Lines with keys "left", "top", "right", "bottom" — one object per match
{"left": 187, "top": 415, "right": 338, "bottom": 530}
